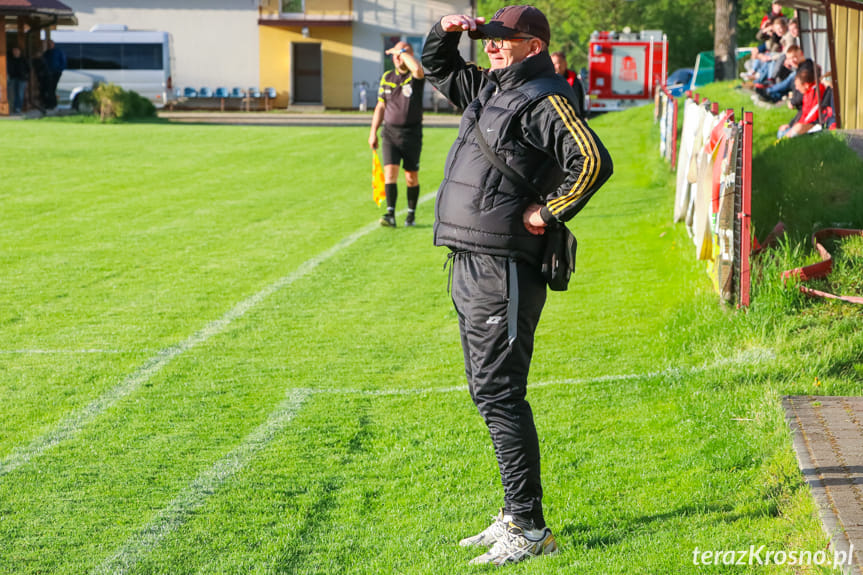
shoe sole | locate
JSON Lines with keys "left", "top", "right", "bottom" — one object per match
{"left": 468, "top": 534, "right": 559, "bottom": 565}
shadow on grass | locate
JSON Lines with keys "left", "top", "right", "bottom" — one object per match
{"left": 274, "top": 400, "right": 374, "bottom": 572}
{"left": 559, "top": 502, "right": 759, "bottom": 549}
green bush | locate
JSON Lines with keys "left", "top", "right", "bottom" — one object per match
{"left": 87, "top": 83, "right": 157, "bottom": 122}
{"left": 751, "top": 133, "right": 863, "bottom": 241}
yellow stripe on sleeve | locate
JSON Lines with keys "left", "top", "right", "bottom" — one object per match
{"left": 546, "top": 95, "right": 591, "bottom": 203}
{"left": 545, "top": 94, "right": 603, "bottom": 214}
{"left": 556, "top": 95, "right": 602, "bottom": 210}
{"left": 547, "top": 94, "right": 601, "bottom": 212}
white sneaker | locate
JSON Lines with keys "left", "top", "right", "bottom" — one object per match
{"left": 468, "top": 522, "right": 559, "bottom": 565}
{"left": 459, "top": 508, "right": 511, "bottom": 547}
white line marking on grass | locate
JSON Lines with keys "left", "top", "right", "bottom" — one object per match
{"left": 318, "top": 348, "right": 777, "bottom": 397}
{"left": 320, "top": 372, "right": 653, "bottom": 397}
{"left": 87, "top": 346, "right": 771, "bottom": 571}
{"left": 0, "top": 194, "right": 435, "bottom": 480}
{"left": 91, "top": 389, "right": 309, "bottom": 575}
{"left": 0, "top": 349, "right": 128, "bottom": 354}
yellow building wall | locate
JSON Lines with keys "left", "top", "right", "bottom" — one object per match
{"left": 259, "top": 25, "right": 353, "bottom": 109}
{"left": 832, "top": 4, "right": 863, "bottom": 130}
{"left": 305, "top": 0, "right": 353, "bottom": 16}
{"left": 259, "top": 0, "right": 351, "bottom": 17}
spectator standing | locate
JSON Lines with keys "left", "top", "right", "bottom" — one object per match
{"left": 6, "top": 46, "right": 29, "bottom": 114}
{"left": 422, "top": 5, "right": 613, "bottom": 566}
{"left": 550, "top": 51, "right": 586, "bottom": 117}
{"left": 30, "top": 49, "right": 51, "bottom": 112}
{"left": 368, "top": 41, "right": 424, "bottom": 227}
{"left": 43, "top": 40, "right": 66, "bottom": 110}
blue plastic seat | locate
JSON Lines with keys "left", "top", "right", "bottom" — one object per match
{"left": 214, "top": 87, "right": 229, "bottom": 98}
{"left": 230, "top": 87, "right": 244, "bottom": 98}
{"left": 248, "top": 87, "right": 261, "bottom": 98}
{"left": 183, "top": 87, "right": 198, "bottom": 98}
{"left": 264, "top": 87, "right": 277, "bottom": 99}
{"left": 199, "top": 87, "right": 213, "bottom": 98}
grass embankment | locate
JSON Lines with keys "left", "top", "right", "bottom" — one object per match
{"left": 685, "top": 81, "right": 863, "bottom": 307}
{"left": 0, "top": 107, "right": 859, "bottom": 574}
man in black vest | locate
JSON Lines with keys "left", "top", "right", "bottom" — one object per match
{"left": 422, "top": 5, "right": 613, "bottom": 566}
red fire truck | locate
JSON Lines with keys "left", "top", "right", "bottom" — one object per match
{"left": 587, "top": 29, "right": 667, "bottom": 113}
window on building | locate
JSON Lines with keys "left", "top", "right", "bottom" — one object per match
{"left": 281, "top": 0, "right": 303, "bottom": 13}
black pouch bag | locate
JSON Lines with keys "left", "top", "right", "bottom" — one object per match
{"left": 541, "top": 221, "right": 577, "bottom": 291}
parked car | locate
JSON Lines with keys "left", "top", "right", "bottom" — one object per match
{"left": 51, "top": 25, "right": 175, "bottom": 110}
{"left": 666, "top": 67, "right": 694, "bottom": 98}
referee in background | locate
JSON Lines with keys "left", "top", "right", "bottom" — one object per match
{"left": 368, "top": 41, "right": 425, "bottom": 227}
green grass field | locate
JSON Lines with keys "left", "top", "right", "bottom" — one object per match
{"left": 1, "top": 106, "right": 861, "bottom": 574}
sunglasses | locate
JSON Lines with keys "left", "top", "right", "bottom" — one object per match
{"left": 483, "top": 36, "right": 533, "bottom": 49}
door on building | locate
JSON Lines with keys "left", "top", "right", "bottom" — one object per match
{"left": 292, "top": 42, "right": 322, "bottom": 104}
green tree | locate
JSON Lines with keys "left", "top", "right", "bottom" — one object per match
{"left": 473, "top": 0, "right": 774, "bottom": 73}
{"left": 631, "top": 0, "right": 714, "bottom": 70}
{"left": 476, "top": 0, "right": 708, "bottom": 71}
{"left": 714, "top": 0, "right": 739, "bottom": 81}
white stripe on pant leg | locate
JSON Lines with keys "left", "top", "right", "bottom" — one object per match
{"left": 0, "top": 194, "right": 435, "bottom": 480}
{"left": 91, "top": 389, "right": 309, "bottom": 575}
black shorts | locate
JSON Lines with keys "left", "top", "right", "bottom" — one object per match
{"left": 382, "top": 124, "right": 422, "bottom": 172}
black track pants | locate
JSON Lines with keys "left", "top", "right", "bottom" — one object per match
{"left": 449, "top": 252, "right": 548, "bottom": 529}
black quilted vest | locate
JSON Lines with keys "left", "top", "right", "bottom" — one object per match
{"left": 434, "top": 52, "right": 578, "bottom": 265}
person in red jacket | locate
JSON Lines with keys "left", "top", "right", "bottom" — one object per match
{"left": 779, "top": 64, "right": 820, "bottom": 138}
{"left": 550, "top": 51, "right": 586, "bottom": 117}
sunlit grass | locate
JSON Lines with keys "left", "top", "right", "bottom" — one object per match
{"left": 0, "top": 109, "right": 859, "bottom": 574}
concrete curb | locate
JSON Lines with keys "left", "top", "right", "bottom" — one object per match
{"left": 158, "top": 110, "right": 462, "bottom": 128}
{"left": 783, "top": 396, "right": 863, "bottom": 574}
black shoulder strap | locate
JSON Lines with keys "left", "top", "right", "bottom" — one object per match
{"left": 472, "top": 121, "right": 542, "bottom": 197}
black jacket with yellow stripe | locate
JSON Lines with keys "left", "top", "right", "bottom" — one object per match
{"left": 422, "top": 23, "right": 613, "bottom": 265}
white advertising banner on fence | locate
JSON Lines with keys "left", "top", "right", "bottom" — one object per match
{"left": 666, "top": 97, "right": 751, "bottom": 305}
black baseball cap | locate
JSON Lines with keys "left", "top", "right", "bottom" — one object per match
{"left": 468, "top": 5, "right": 551, "bottom": 45}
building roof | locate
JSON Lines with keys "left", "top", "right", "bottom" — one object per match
{"left": 781, "top": 0, "right": 863, "bottom": 8}
{"left": 1, "top": 0, "right": 77, "bottom": 26}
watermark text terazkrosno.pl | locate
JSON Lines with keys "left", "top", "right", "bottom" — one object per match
{"left": 692, "top": 545, "right": 854, "bottom": 567}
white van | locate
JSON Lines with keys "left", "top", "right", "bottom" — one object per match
{"left": 50, "top": 25, "right": 174, "bottom": 109}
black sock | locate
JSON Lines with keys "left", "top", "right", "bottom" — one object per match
{"left": 512, "top": 515, "right": 545, "bottom": 532}
{"left": 385, "top": 183, "right": 398, "bottom": 213}
{"left": 407, "top": 185, "right": 419, "bottom": 211}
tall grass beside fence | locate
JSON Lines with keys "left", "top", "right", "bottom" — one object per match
{"left": 692, "top": 82, "right": 863, "bottom": 240}
{"left": 679, "top": 81, "right": 863, "bottom": 309}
